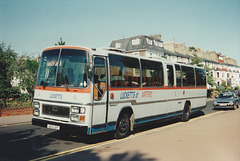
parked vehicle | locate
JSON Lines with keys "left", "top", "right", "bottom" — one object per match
{"left": 213, "top": 92, "right": 239, "bottom": 110}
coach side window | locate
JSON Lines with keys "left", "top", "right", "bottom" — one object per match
{"left": 141, "top": 59, "right": 164, "bottom": 87}
{"left": 195, "top": 68, "right": 206, "bottom": 87}
{"left": 182, "top": 66, "right": 195, "bottom": 87}
{"left": 167, "top": 65, "right": 174, "bottom": 87}
{"left": 175, "top": 64, "right": 182, "bottom": 87}
{"left": 109, "top": 54, "right": 140, "bottom": 87}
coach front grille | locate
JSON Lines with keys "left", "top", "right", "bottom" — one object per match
{"left": 42, "top": 105, "right": 70, "bottom": 118}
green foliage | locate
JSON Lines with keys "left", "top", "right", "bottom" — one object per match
{"left": 188, "top": 46, "right": 197, "bottom": 52}
{"left": 188, "top": 46, "right": 203, "bottom": 67}
{"left": 0, "top": 43, "right": 18, "bottom": 101}
{"left": 18, "top": 94, "right": 31, "bottom": 102}
{"left": 55, "top": 37, "right": 66, "bottom": 46}
{"left": 221, "top": 81, "right": 227, "bottom": 88}
{"left": 13, "top": 55, "right": 39, "bottom": 97}
{"left": 216, "top": 85, "right": 226, "bottom": 92}
{"left": 189, "top": 55, "right": 203, "bottom": 67}
{"left": 0, "top": 42, "right": 39, "bottom": 108}
{"left": 204, "top": 67, "right": 216, "bottom": 87}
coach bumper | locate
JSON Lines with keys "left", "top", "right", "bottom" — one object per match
{"left": 32, "top": 118, "right": 88, "bottom": 135}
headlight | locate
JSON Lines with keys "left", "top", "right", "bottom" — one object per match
{"left": 33, "top": 109, "right": 40, "bottom": 116}
{"left": 79, "top": 107, "right": 86, "bottom": 114}
{"left": 71, "top": 106, "right": 86, "bottom": 114}
{"left": 71, "top": 106, "right": 80, "bottom": 113}
{"left": 33, "top": 102, "right": 40, "bottom": 108}
{"left": 70, "top": 114, "right": 85, "bottom": 122}
{"left": 70, "top": 114, "right": 79, "bottom": 122}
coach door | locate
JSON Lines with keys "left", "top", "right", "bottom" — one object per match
{"left": 92, "top": 56, "right": 109, "bottom": 134}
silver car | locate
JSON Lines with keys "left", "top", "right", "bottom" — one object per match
{"left": 213, "top": 92, "right": 239, "bottom": 110}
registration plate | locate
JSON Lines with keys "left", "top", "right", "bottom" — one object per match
{"left": 47, "top": 124, "right": 60, "bottom": 130}
{"left": 219, "top": 104, "right": 226, "bottom": 106}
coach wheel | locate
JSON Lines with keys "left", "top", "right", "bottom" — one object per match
{"left": 181, "top": 102, "right": 191, "bottom": 122}
{"left": 114, "top": 113, "right": 130, "bottom": 139}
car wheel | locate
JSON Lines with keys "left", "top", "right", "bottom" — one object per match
{"left": 114, "top": 113, "right": 130, "bottom": 139}
{"left": 233, "top": 103, "right": 237, "bottom": 110}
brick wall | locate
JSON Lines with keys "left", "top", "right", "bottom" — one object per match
{"left": 0, "top": 107, "right": 33, "bottom": 117}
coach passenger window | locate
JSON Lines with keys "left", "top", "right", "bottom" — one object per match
{"left": 175, "top": 64, "right": 182, "bottom": 87}
{"left": 109, "top": 54, "right": 140, "bottom": 87}
{"left": 182, "top": 66, "right": 195, "bottom": 87}
{"left": 195, "top": 68, "right": 206, "bottom": 87}
{"left": 167, "top": 65, "right": 174, "bottom": 87}
{"left": 141, "top": 60, "right": 164, "bottom": 87}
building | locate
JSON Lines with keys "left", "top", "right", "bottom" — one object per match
{"left": 110, "top": 35, "right": 165, "bottom": 58}
{"left": 110, "top": 34, "right": 240, "bottom": 89}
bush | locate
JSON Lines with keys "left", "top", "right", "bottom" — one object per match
{"left": 216, "top": 85, "right": 225, "bottom": 92}
{"left": 211, "top": 90, "right": 220, "bottom": 98}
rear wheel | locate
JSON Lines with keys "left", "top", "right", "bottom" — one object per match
{"left": 114, "top": 113, "right": 130, "bottom": 139}
{"left": 181, "top": 102, "right": 191, "bottom": 122}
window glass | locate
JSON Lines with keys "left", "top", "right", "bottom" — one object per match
{"left": 109, "top": 54, "right": 140, "bottom": 87}
{"left": 175, "top": 64, "right": 182, "bottom": 87}
{"left": 182, "top": 66, "right": 195, "bottom": 87}
{"left": 195, "top": 68, "right": 206, "bottom": 87}
{"left": 37, "top": 49, "right": 59, "bottom": 87}
{"left": 56, "top": 49, "right": 88, "bottom": 88}
{"left": 36, "top": 49, "right": 89, "bottom": 88}
{"left": 93, "top": 57, "right": 106, "bottom": 100}
{"left": 141, "top": 59, "right": 163, "bottom": 87}
{"left": 167, "top": 65, "right": 174, "bottom": 87}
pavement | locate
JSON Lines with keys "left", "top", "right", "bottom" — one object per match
{"left": 0, "top": 114, "right": 32, "bottom": 126}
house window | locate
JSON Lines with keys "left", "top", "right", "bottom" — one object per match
{"left": 132, "top": 38, "right": 141, "bottom": 46}
{"left": 217, "top": 72, "right": 220, "bottom": 78}
{"left": 146, "top": 38, "right": 153, "bottom": 45}
{"left": 115, "top": 42, "right": 122, "bottom": 49}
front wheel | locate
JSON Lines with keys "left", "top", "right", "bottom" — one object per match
{"left": 233, "top": 103, "right": 237, "bottom": 110}
{"left": 114, "top": 113, "right": 130, "bottom": 139}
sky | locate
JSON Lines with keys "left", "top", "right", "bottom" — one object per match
{"left": 1, "top": 0, "right": 240, "bottom": 64}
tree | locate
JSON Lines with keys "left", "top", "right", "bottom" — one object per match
{"left": 55, "top": 37, "right": 66, "bottom": 46}
{"left": 14, "top": 55, "right": 39, "bottom": 98}
{"left": 205, "top": 66, "right": 216, "bottom": 87}
{"left": 188, "top": 46, "right": 216, "bottom": 88}
{"left": 0, "top": 43, "right": 19, "bottom": 107}
{"left": 188, "top": 46, "right": 197, "bottom": 53}
{"left": 188, "top": 46, "right": 203, "bottom": 67}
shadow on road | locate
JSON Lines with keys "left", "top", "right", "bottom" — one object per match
{"left": 0, "top": 110, "right": 206, "bottom": 161}
{"left": 0, "top": 127, "right": 59, "bottom": 161}
{"left": 55, "top": 149, "right": 156, "bottom": 161}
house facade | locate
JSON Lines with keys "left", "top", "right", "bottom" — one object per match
{"left": 110, "top": 35, "right": 240, "bottom": 89}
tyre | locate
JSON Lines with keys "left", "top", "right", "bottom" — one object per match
{"left": 233, "top": 103, "right": 237, "bottom": 110}
{"left": 114, "top": 113, "right": 130, "bottom": 139}
{"left": 181, "top": 102, "right": 191, "bottom": 122}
